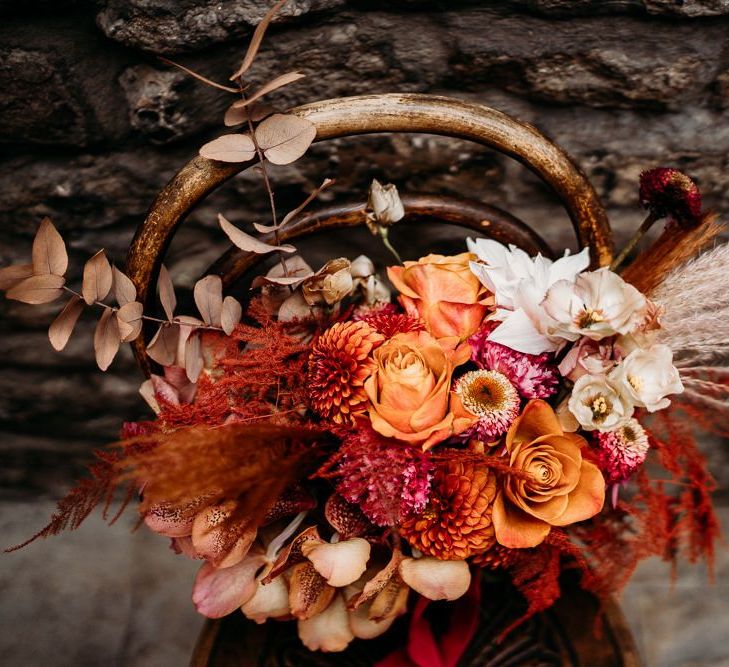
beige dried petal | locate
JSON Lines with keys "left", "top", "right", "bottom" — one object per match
{"left": 241, "top": 576, "right": 290, "bottom": 624}
{"left": 199, "top": 134, "right": 256, "bottom": 163}
{"left": 32, "top": 217, "right": 68, "bottom": 276}
{"left": 185, "top": 332, "right": 203, "bottom": 383}
{"left": 158, "top": 265, "right": 176, "bottom": 320}
{"left": 367, "top": 180, "right": 405, "bottom": 227}
{"left": 349, "top": 548, "right": 404, "bottom": 610}
{"left": 146, "top": 323, "right": 179, "bottom": 367}
{"left": 82, "top": 250, "right": 113, "bottom": 305}
{"left": 229, "top": 0, "right": 287, "bottom": 80}
{"left": 49, "top": 295, "right": 84, "bottom": 351}
{"left": 297, "top": 594, "right": 354, "bottom": 653}
{"left": 7, "top": 274, "right": 65, "bottom": 304}
{"left": 368, "top": 576, "right": 409, "bottom": 622}
{"left": 194, "top": 275, "right": 223, "bottom": 326}
{"left": 349, "top": 601, "right": 397, "bottom": 640}
{"left": 0, "top": 263, "right": 34, "bottom": 291}
{"left": 139, "top": 379, "right": 160, "bottom": 414}
{"left": 219, "top": 214, "right": 296, "bottom": 254}
{"left": 289, "top": 562, "right": 336, "bottom": 620}
{"left": 230, "top": 71, "right": 305, "bottom": 110}
{"left": 94, "top": 307, "right": 121, "bottom": 371}
{"left": 350, "top": 255, "right": 375, "bottom": 279}
{"left": 221, "top": 296, "right": 242, "bottom": 335}
{"left": 302, "top": 537, "right": 370, "bottom": 588}
{"left": 113, "top": 267, "right": 137, "bottom": 306}
{"left": 278, "top": 291, "right": 314, "bottom": 322}
{"left": 117, "top": 301, "right": 144, "bottom": 343}
{"left": 255, "top": 114, "right": 316, "bottom": 166}
{"left": 302, "top": 258, "right": 353, "bottom": 306}
{"left": 191, "top": 502, "right": 256, "bottom": 569}
{"left": 398, "top": 557, "right": 471, "bottom": 601}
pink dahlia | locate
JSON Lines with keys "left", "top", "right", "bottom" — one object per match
{"left": 469, "top": 323, "right": 559, "bottom": 399}
{"left": 452, "top": 369, "right": 520, "bottom": 442}
{"left": 594, "top": 418, "right": 650, "bottom": 486}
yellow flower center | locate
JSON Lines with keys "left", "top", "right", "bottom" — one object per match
{"left": 575, "top": 307, "right": 604, "bottom": 329}
{"left": 628, "top": 374, "right": 643, "bottom": 392}
{"left": 457, "top": 370, "right": 516, "bottom": 416}
{"left": 587, "top": 393, "right": 612, "bottom": 423}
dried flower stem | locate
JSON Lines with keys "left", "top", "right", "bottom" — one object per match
{"left": 378, "top": 227, "right": 403, "bottom": 265}
{"left": 61, "top": 285, "right": 224, "bottom": 333}
{"left": 610, "top": 212, "right": 659, "bottom": 272}
{"left": 241, "top": 82, "right": 290, "bottom": 278}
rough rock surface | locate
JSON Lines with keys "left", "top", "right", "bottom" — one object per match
{"left": 1, "top": 2, "right": 728, "bottom": 498}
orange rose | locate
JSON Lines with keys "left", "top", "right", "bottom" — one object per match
{"left": 387, "top": 253, "right": 492, "bottom": 340}
{"left": 363, "top": 331, "right": 475, "bottom": 450}
{"left": 492, "top": 400, "right": 605, "bottom": 548}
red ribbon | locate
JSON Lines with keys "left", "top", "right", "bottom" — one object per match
{"left": 375, "top": 572, "right": 482, "bottom": 667}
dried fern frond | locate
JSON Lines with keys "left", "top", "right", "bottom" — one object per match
{"left": 5, "top": 448, "right": 138, "bottom": 552}
{"left": 122, "top": 423, "right": 330, "bottom": 529}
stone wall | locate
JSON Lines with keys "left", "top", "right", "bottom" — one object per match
{"left": 2, "top": 1, "right": 729, "bottom": 496}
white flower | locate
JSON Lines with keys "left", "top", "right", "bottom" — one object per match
{"left": 568, "top": 373, "right": 634, "bottom": 431}
{"left": 467, "top": 238, "right": 590, "bottom": 354}
{"left": 350, "top": 254, "right": 391, "bottom": 305}
{"left": 542, "top": 269, "right": 647, "bottom": 343}
{"left": 614, "top": 344, "right": 684, "bottom": 412}
{"left": 367, "top": 179, "right": 405, "bottom": 227}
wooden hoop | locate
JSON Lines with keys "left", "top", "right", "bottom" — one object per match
{"left": 126, "top": 93, "right": 612, "bottom": 370}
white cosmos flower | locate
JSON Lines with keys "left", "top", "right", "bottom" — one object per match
{"left": 568, "top": 373, "right": 634, "bottom": 432}
{"left": 542, "top": 269, "right": 647, "bottom": 343}
{"left": 614, "top": 344, "right": 684, "bottom": 412}
{"left": 467, "top": 238, "right": 590, "bottom": 355}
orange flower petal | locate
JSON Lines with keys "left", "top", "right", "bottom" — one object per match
{"left": 551, "top": 460, "right": 606, "bottom": 526}
{"left": 492, "top": 491, "right": 551, "bottom": 548}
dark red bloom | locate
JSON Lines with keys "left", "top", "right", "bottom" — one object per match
{"left": 639, "top": 167, "right": 702, "bottom": 227}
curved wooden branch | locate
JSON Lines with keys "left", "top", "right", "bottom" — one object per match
{"left": 126, "top": 93, "right": 612, "bottom": 372}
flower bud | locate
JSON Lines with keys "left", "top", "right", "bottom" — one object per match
{"left": 367, "top": 179, "right": 405, "bottom": 230}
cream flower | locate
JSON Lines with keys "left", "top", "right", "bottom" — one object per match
{"left": 558, "top": 337, "right": 616, "bottom": 382}
{"left": 367, "top": 179, "right": 405, "bottom": 228}
{"left": 542, "top": 269, "right": 647, "bottom": 343}
{"left": 568, "top": 374, "right": 634, "bottom": 431}
{"left": 350, "top": 255, "right": 391, "bottom": 305}
{"left": 614, "top": 344, "right": 684, "bottom": 412}
{"left": 467, "top": 238, "right": 590, "bottom": 354}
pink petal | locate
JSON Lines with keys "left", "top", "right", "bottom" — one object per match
{"left": 192, "top": 554, "right": 266, "bottom": 618}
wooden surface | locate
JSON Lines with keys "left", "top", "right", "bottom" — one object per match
{"left": 125, "top": 93, "right": 613, "bottom": 373}
{"left": 190, "top": 573, "right": 642, "bottom": 667}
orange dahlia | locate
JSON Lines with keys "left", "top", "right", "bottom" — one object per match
{"left": 471, "top": 543, "right": 524, "bottom": 570}
{"left": 400, "top": 459, "right": 497, "bottom": 560}
{"left": 307, "top": 321, "right": 384, "bottom": 425}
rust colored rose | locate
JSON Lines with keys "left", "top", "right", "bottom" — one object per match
{"left": 493, "top": 400, "right": 605, "bottom": 548}
{"left": 363, "top": 330, "right": 475, "bottom": 450}
{"left": 387, "top": 253, "right": 491, "bottom": 340}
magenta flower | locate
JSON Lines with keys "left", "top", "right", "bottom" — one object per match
{"left": 469, "top": 323, "right": 559, "bottom": 399}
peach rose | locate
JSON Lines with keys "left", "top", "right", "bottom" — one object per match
{"left": 387, "top": 253, "right": 492, "bottom": 340}
{"left": 363, "top": 330, "right": 475, "bottom": 450}
{"left": 492, "top": 400, "right": 605, "bottom": 548}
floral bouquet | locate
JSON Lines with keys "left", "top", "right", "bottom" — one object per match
{"left": 2, "top": 2, "right": 726, "bottom": 662}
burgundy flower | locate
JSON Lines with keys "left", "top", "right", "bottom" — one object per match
{"left": 639, "top": 167, "right": 702, "bottom": 227}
